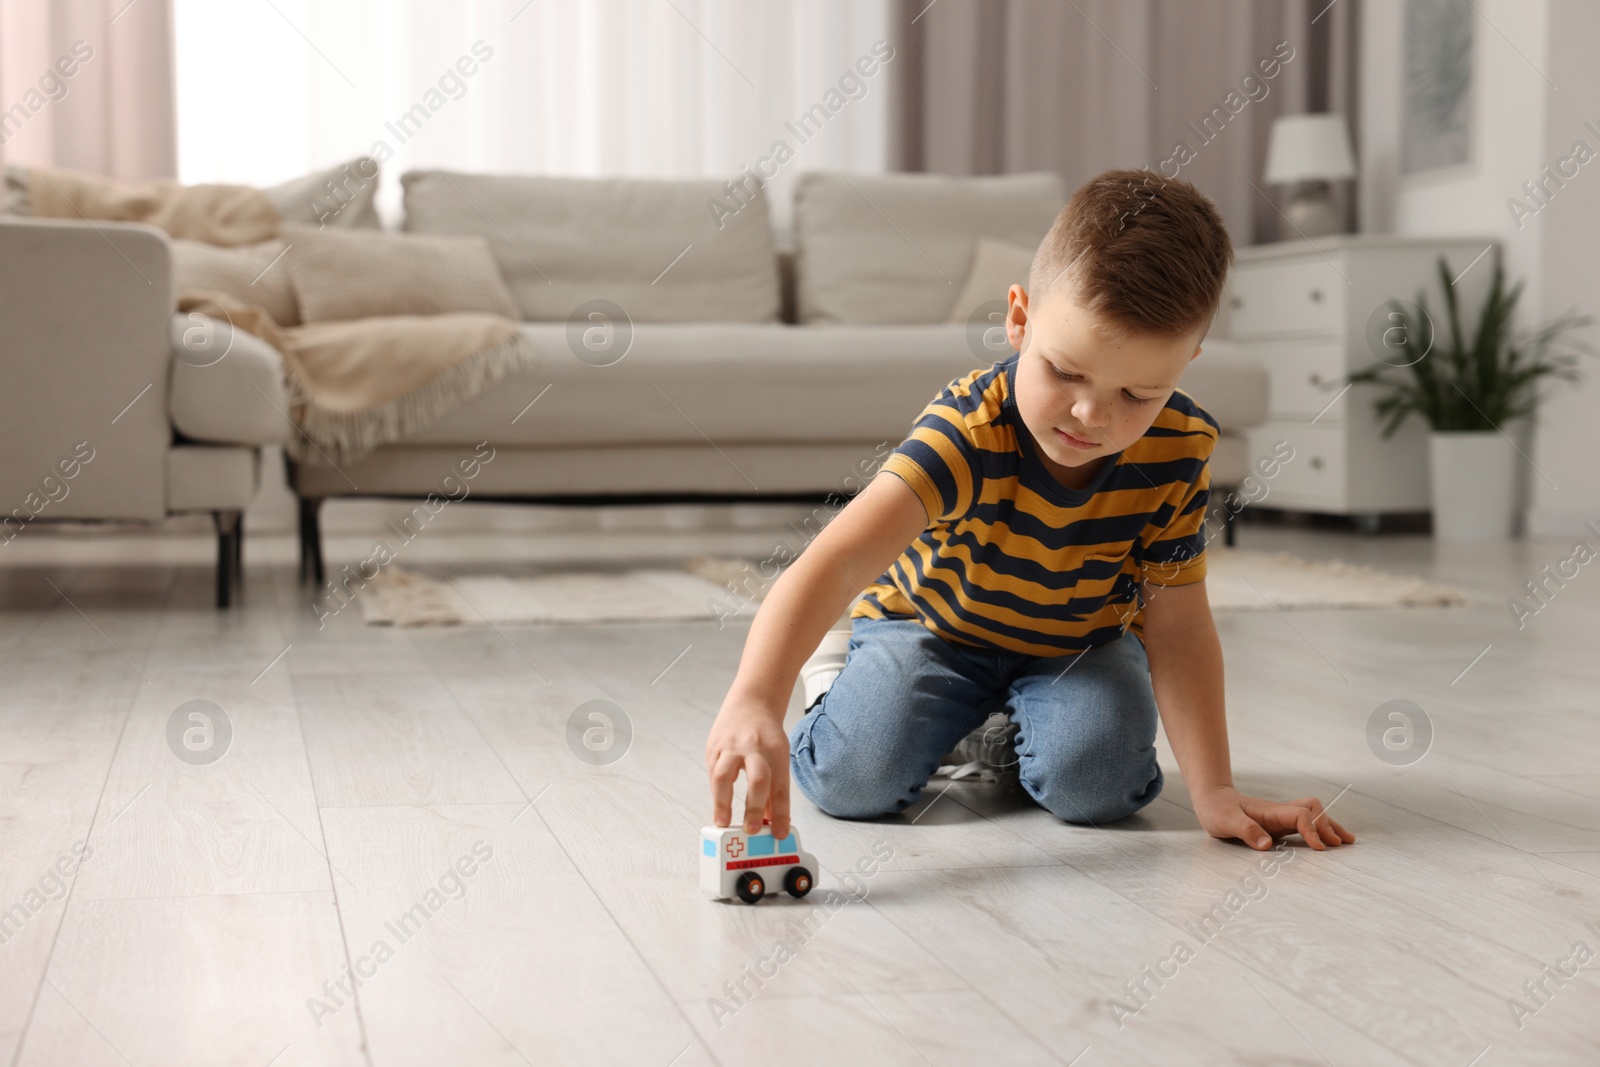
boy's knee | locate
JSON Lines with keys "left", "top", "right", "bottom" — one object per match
{"left": 790, "top": 743, "right": 907, "bottom": 820}
{"left": 1022, "top": 756, "right": 1163, "bottom": 825}
{"left": 790, "top": 714, "right": 914, "bottom": 820}
{"left": 801, "top": 774, "right": 904, "bottom": 820}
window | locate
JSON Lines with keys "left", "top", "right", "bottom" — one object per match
{"left": 173, "top": 0, "right": 891, "bottom": 232}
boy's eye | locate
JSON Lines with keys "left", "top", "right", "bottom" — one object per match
{"left": 1051, "top": 364, "right": 1156, "bottom": 404}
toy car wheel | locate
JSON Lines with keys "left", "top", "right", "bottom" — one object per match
{"left": 784, "top": 867, "right": 813, "bottom": 898}
{"left": 735, "top": 872, "right": 765, "bottom": 904}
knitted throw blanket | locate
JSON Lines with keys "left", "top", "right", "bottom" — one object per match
{"left": 22, "top": 165, "right": 534, "bottom": 465}
{"left": 175, "top": 291, "right": 536, "bottom": 466}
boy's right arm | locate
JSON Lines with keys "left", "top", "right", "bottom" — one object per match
{"left": 706, "top": 469, "right": 931, "bottom": 839}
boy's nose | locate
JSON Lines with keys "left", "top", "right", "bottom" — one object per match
{"left": 1073, "top": 399, "right": 1110, "bottom": 430}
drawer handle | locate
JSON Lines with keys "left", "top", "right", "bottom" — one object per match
{"left": 1310, "top": 456, "right": 1324, "bottom": 470}
{"left": 1309, "top": 372, "right": 1322, "bottom": 386}
{"left": 1230, "top": 296, "right": 1243, "bottom": 310}
{"left": 1308, "top": 288, "right": 1323, "bottom": 302}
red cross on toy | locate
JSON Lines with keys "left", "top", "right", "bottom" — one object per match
{"left": 725, "top": 838, "right": 745, "bottom": 858}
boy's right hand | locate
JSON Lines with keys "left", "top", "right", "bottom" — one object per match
{"left": 706, "top": 697, "right": 792, "bottom": 840}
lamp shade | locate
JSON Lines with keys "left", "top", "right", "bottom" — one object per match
{"left": 1264, "top": 113, "right": 1356, "bottom": 183}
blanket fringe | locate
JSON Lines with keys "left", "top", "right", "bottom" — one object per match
{"left": 285, "top": 331, "right": 542, "bottom": 466}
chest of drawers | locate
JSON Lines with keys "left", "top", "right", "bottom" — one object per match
{"left": 1222, "top": 235, "right": 1500, "bottom": 520}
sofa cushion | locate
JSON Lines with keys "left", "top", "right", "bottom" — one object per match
{"left": 282, "top": 225, "right": 518, "bottom": 323}
{"left": 400, "top": 170, "right": 781, "bottom": 323}
{"left": 793, "top": 170, "right": 1065, "bottom": 325}
{"left": 403, "top": 323, "right": 988, "bottom": 447}
{"left": 166, "top": 312, "right": 291, "bottom": 447}
{"left": 173, "top": 238, "right": 299, "bottom": 326}
{"left": 263, "top": 157, "right": 382, "bottom": 229}
{"left": 944, "top": 237, "right": 1036, "bottom": 324}
{"left": 402, "top": 326, "right": 1267, "bottom": 460}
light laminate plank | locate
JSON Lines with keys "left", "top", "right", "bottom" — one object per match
{"left": 19, "top": 892, "right": 364, "bottom": 1067}
{"left": 320, "top": 803, "right": 705, "bottom": 1066}
{"left": 71, "top": 664, "right": 331, "bottom": 900}
{"left": 290, "top": 664, "right": 525, "bottom": 809}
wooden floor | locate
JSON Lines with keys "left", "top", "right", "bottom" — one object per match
{"left": 2, "top": 514, "right": 1599, "bottom": 1066}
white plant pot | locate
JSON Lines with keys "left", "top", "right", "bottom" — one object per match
{"left": 1428, "top": 430, "right": 1517, "bottom": 540}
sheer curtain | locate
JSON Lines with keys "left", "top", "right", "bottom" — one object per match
{"left": 0, "top": 0, "right": 176, "bottom": 179}
{"left": 173, "top": 0, "right": 892, "bottom": 236}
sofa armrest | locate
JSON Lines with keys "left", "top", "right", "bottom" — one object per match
{"left": 167, "top": 312, "right": 292, "bottom": 447}
{"left": 0, "top": 218, "right": 172, "bottom": 522}
{"left": 1178, "top": 342, "right": 1270, "bottom": 434}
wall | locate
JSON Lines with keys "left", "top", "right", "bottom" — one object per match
{"left": 1360, "top": 0, "right": 1600, "bottom": 534}
{"left": 1530, "top": 0, "right": 1600, "bottom": 533}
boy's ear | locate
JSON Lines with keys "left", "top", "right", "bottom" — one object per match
{"left": 1005, "top": 284, "right": 1030, "bottom": 352}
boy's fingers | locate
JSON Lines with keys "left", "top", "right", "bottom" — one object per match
{"left": 743, "top": 755, "right": 771, "bottom": 833}
{"left": 1294, "top": 808, "right": 1327, "bottom": 850}
{"left": 1235, "top": 814, "right": 1271, "bottom": 850}
{"left": 1303, "top": 798, "right": 1343, "bottom": 846}
{"left": 768, "top": 765, "right": 791, "bottom": 840}
{"left": 709, "top": 751, "right": 740, "bottom": 827}
{"left": 1311, "top": 804, "right": 1355, "bottom": 843}
{"left": 1304, "top": 797, "right": 1331, "bottom": 824}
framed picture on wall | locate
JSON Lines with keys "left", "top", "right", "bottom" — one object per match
{"left": 1401, "top": 0, "right": 1474, "bottom": 174}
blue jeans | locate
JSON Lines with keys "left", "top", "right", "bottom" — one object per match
{"left": 790, "top": 615, "right": 1164, "bottom": 824}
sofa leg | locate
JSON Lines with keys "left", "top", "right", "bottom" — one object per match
{"left": 213, "top": 510, "right": 242, "bottom": 608}
{"left": 298, "top": 496, "right": 326, "bottom": 586}
{"left": 296, "top": 499, "right": 310, "bottom": 583}
{"left": 233, "top": 515, "right": 245, "bottom": 600}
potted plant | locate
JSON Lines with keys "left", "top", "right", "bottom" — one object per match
{"left": 1347, "top": 255, "right": 1592, "bottom": 539}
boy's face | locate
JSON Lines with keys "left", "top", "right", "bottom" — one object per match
{"left": 1003, "top": 281, "right": 1202, "bottom": 479}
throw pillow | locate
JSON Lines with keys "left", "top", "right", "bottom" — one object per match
{"left": 792, "top": 170, "right": 1064, "bottom": 325}
{"left": 945, "top": 237, "right": 1038, "bottom": 324}
{"left": 172, "top": 238, "right": 299, "bottom": 327}
{"left": 2, "top": 165, "right": 28, "bottom": 215}
{"left": 282, "top": 224, "right": 520, "bottom": 323}
{"left": 263, "top": 157, "right": 382, "bottom": 229}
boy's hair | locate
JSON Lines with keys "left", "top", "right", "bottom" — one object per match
{"left": 1029, "top": 168, "right": 1234, "bottom": 340}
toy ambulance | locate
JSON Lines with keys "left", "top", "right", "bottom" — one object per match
{"left": 700, "top": 821, "right": 818, "bottom": 903}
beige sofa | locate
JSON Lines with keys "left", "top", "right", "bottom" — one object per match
{"left": 0, "top": 170, "right": 1269, "bottom": 604}
{"left": 287, "top": 169, "right": 1268, "bottom": 584}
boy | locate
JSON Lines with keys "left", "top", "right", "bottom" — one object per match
{"left": 705, "top": 169, "right": 1354, "bottom": 853}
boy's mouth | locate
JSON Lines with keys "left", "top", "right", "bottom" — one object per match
{"left": 1054, "top": 427, "right": 1098, "bottom": 450}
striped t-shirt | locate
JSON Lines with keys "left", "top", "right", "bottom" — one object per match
{"left": 852, "top": 351, "right": 1216, "bottom": 658}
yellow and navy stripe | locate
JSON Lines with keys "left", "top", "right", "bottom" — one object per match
{"left": 853, "top": 351, "right": 1216, "bottom": 658}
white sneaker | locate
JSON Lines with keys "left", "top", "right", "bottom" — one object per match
{"left": 934, "top": 710, "right": 1021, "bottom": 789}
{"left": 799, "top": 629, "right": 852, "bottom": 710}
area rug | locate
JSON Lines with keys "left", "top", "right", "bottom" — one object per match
{"left": 355, "top": 564, "right": 736, "bottom": 626}
{"left": 356, "top": 548, "right": 1466, "bottom": 626}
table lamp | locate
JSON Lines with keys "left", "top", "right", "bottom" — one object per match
{"left": 1264, "top": 113, "right": 1356, "bottom": 240}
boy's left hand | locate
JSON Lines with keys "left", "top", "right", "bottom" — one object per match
{"left": 1194, "top": 786, "right": 1354, "bottom": 851}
